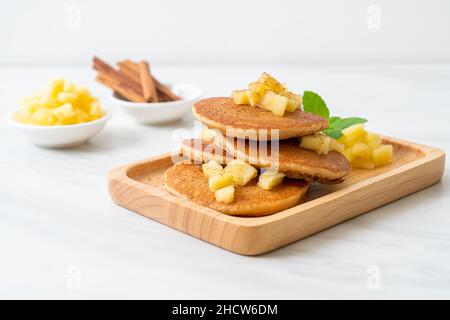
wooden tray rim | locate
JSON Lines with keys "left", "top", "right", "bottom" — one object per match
{"left": 108, "top": 135, "right": 445, "bottom": 228}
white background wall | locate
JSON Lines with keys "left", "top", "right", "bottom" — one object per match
{"left": 1, "top": 0, "right": 450, "bottom": 65}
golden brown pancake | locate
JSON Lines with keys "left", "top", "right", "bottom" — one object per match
{"left": 180, "top": 138, "right": 234, "bottom": 165}
{"left": 217, "top": 135, "right": 351, "bottom": 184}
{"left": 164, "top": 161, "right": 309, "bottom": 217}
{"left": 193, "top": 97, "right": 328, "bottom": 140}
{"left": 181, "top": 137, "right": 351, "bottom": 184}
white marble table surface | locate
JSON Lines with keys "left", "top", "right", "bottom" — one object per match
{"left": 0, "top": 64, "right": 449, "bottom": 299}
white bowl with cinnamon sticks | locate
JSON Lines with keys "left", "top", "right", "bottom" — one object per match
{"left": 93, "top": 57, "right": 202, "bottom": 124}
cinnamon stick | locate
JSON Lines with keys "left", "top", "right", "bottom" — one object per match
{"left": 118, "top": 60, "right": 140, "bottom": 83}
{"left": 93, "top": 56, "right": 143, "bottom": 97}
{"left": 138, "top": 61, "right": 158, "bottom": 102}
{"left": 94, "top": 56, "right": 181, "bottom": 103}
{"left": 96, "top": 73, "right": 146, "bottom": 103}
{"left": 154, "top": 78, "right": 182, "bottom": 101}
{"left": 118, "top": 60, "right": 181, "bottom": 101}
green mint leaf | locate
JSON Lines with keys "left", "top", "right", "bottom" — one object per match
{"left": 323, "top": 117, "right": 367, "bottom": 138}
{"left": 302, "top": 91, "right": 330, "bottom": 118}
{"left": 322, "top": 128, "right": 342, "bottom": 139}
{"left": 302, "top": 90, "right": 367, "bottom": 139}
{"left": 328, "top": 116, "right": 341, "bottom": 126}
{"left": 332, "top": 117, "right": 367, "bottom": 130}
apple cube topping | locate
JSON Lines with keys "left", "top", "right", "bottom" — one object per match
{"left": 214, "top": 185, "right": 235, "bottom": 204}
{"left": 224, "top": 159, "right": 258, "bottom": 186}
{"left": 18, "top": 79, "right": 104, "bottom": 126}
{"left": 231, "top": 72, "right": 302, "bottom": 116}
{"left": 202, "top": 158, "right": 290, "bottom": 204}
{"left": 208, "top": 173, "right": 234, "bottom": 192}
{"left": 202, "top": 160, "right": 224, "bottom": 178}
{"left": 257, "top": 170, "right": 286, "bottom": 190}
{"left": 299, "top": 134, "right": 344, "bottom": 155}
{"left": 337, "top": 124, "right": 393, "bottom": 169}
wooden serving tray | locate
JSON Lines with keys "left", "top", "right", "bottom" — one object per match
{"left": 108, "top": 136, "right": 445, "bottom": 255}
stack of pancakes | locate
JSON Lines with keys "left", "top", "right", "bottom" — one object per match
{"left": 165, "top": 97, "right": 351, "bottom": 216}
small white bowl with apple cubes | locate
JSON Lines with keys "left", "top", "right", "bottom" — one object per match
{"left": 8, "top": 79, "right": 111, "bottom": 148}
{"left": 108, "top": 83, "right": 202, "bottom": 124}
{"left": 8, "top": 110, "right": 111, "bottom": 148}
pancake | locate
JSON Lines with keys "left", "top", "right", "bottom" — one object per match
{"left": 193, "top": 97, "right": 328, "bottom": 140}
{"left": 216, "top": 135, "right": 351, "bottom": 184}
{"left": 181, "top": 136, "right": 351, "bottom": 184}
{"left": 164, "top": 161, "right": 309, "bottom": 217}
{"left": 180, "top": 138, "right": 233, "bottom": 165}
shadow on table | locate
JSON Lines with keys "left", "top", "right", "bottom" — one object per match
{"left": 258, "top": 180, "right": 446, "bottom": 258}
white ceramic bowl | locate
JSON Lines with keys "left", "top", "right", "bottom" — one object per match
{"left": 7, "top": 109, "right": 111, "bottom": 148}
{"left": 108, "top": 83, "right": 202, "bottom": 124}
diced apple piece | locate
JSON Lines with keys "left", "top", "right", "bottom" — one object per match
{"left": 52, "top": 103, "right": 76, "bottom": 122}
{"left": 283, "top": 91, "right": 302, "bottom": 112}
{"left": 75, "top": 108, "right": 89, "bottom": 123}
{"left": 248, "top": 94, "right": 258, "bottom": 107}
{"left": 342, "top": 123, "right": 366, "bottom": 137}
{"left": 48, "top": 79, "right": 65, "bottom": 98}
{"left": 224, "top": 159, "right": 258, "bottom": 186}
{"left": 299, "top": 134, "right": 333, "bottom": 155}
{"left": 57, "top": 92, "right": 77, "bottom": 104}
{"left": 339, "top": 134, "right": 363, "bottom": 151}
{"left": 258, "top": 91, "right": 288, "bottom": 116}
{"left": 202, "top": 160, "right": 224, "bottom": 178}
{"left": 257, "top": 72, "right": 286, "bottom": 93}
{"left": 230, "top": 72, "right": 303, "bottom": 116}
{"left": 63, "top": 81, "right": 77, "bottom": 93}
{"left": 336, "top": 123, "right": 394, "bottom": 169}
{"left": 371, "top": 144, "right": 393, "bottom": 166}
{"left": 365, "top": 132, "right": 382, "bottom": 148}
{"left": 257, "top": 171, "right": 286, "bottom": 190}
{"left": 299, "top": 135, "right": 318, "bottom": 153}
{"left": 337, "top": 135, "right": 352, "bottom": 148}
{"left": 75, "top": 87, "right": 95, "bottom": 107}
{"left": 248, "top": 82, "right": 269, "bottom": 106}
{"left": 343, "top": 148, "right": 354, "bottom": 162}
{"left": 331, "top": 139, "right": 345, "bottom": 154}
{"left": 352, "top": 157, "right": 375, "bottom": 170}
{"left": 38, "top": 94, "right": 59, "bottom": 109}
{"left": 226, "top": 159, "right": 246, "bottom": 166}
{"left": 20, "top": 99, "right": 39, "bottom": 113}
{"left": 46, "top": 112, "right": 57, "bottom": 125}
{"left": 29, "top": 108, "right": 48, "bottom": 125}
{"left": 232, "top": 90, "right": 250, "bottom": 105}
{"left": 215, "top": 185, "right": 235, "bottom": 204}
{"left": 342, "top": 124, "right": 367, "bottom": 145}
{"left": 88, "top": 101, "right": 103, "bottom": 119}
{"left": 17, "top": 107, "right": 33, "bottom": 123}
{"left": 19, "top": 79, "right": 104, "bottom": 126}
{"left": 249, "top": 82, "right": 269, "bottom": 94}
{"left": 30, "top": 108, "right": 56, "bottom": 126}
{"left": 318, "top": 137, "right": 332, "bottom": 154}
{"left": 351, "top": 142, "right": 371, "bottom": 158}
{"left": 208, "top": 173, "right": 234, "bottom": 192}
{"left": 20, "top": 96, "right": 38, "bottom": 109}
